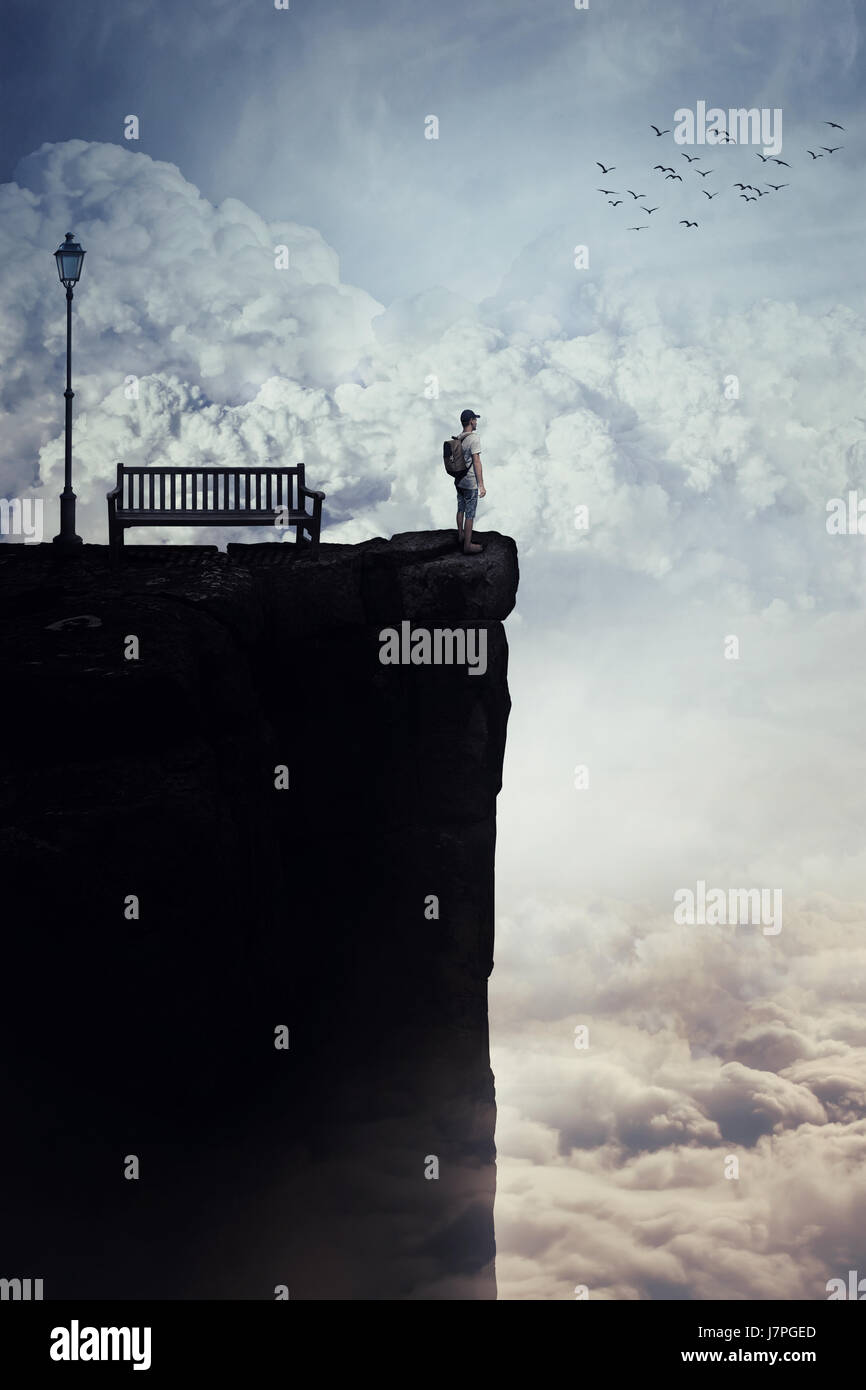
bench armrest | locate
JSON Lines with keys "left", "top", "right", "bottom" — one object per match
{"left": 106, "top": 485, "right": 121, "bottom": 501}
{"left": 299, "top": 485, "right": 326, "bottom": 501}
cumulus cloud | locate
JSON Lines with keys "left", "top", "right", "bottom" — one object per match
{"left": 0, "top": 140, "right": 382, "bottom": 519}
{"left": 491, "top": 887, "right": 866, "bottom": 1299}
{"left": 491, "top": 594, "right": 866, "bottom": 1299}
{"left": 494, "top": 1119, "right": 866, "bottom": 1301}
{"left": 1, "top": 140, "right": 864, "bottom": 608}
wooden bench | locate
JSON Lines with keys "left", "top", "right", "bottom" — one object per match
{"left": 107, "top": 464, "right": 325, "bottom": 558}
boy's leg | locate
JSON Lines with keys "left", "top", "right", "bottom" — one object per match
{"left": 462, "top": 491, "right": 482, "bottom": 553}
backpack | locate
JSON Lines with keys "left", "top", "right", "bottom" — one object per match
{"left": 443, "top": 431, "right": 474, "bottom": 483}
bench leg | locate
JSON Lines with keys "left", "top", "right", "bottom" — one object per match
{"left": 310, "top": 497, "right": 322, "bottom": 557}
{"left": 108, "top": 513, "right": 123, "bottom": 566}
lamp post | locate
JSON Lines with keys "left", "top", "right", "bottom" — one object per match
{"left": 52, "top": 232, "right": 86, "bottom": 549}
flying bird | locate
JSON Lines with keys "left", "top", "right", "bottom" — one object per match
{"left": 821, "top": 146, "right": 843, "bottom": 153}
{"left": 682, "top": 154, "right": 700, "bottom": 162}
{"left": 718, "top": 132, "right": 737, "bottom": 142}
{"left": 597, "top": 188, "right": 619, "bottom": 195}
{"left": 806, "top": 149, "right": 823, "bottom": 159}
{"left": 702, "top": 190, "right": 718, "bottom": 199}
{"left": 653, "top": 164, "right": 668, "bottom": 171}
{"left": 824, "top": 121, "right": 845, "bottom": 130}
{"left": 665, "top": 173, "right": 683, "bottom": 181}
{"left": 771, "top": 158, "right": 790, "bottom": 166}
{"left": 766, "top": 183, "right": 788, "bottom": 190}
{"left": 596, "top": 162, "right": 616, "bottom": 173}
{"left": 627, "top": 225, "right": 649, "bottom": 230}
{"left": 650, "top": 125, "right": 671, "bottom": 136}
{"left": 755, "top": 153, "right": 770, "bottom": 162}
{"left": 643, "top": 206, "right": 660, "bottom": 213}
{"left": 679, "top": 220, "right": 698, "bottom": 227}
{"left": 739, "top": 193, "right": 751, "bottom": 200}
{"left": 627, "top": 190, "right": 647, "bottom": 199}
{"left": 608, "top": 200, "right": 623, "bottom": 206}
{"left": 734, "top": 182, "right": 748, "bottom": 189}
{"left": 696, "top": 168, "right": 715, "bottom": 176}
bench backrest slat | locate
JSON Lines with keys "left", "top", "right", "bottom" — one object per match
{"left": 115, "top": 465, "right": 303, "bottom": 513}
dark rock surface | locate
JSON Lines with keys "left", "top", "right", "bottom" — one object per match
{"left": 0, "top": 530, "right": 517, "bottom": 1300}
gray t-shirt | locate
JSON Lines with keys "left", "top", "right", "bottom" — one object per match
{"left": 456, "top": 430, "right": 481, "bottom": 490}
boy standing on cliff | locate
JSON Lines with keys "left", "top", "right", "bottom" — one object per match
{"left": 455, "top": 409, "right": 486, "bottom": 554}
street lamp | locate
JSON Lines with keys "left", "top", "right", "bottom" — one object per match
{"left": 52, "top": 232, "right": 86, "bottom": 549}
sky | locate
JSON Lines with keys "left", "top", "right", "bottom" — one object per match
{"left": 1, "top": 0, "right": 865, "bottom": 1300}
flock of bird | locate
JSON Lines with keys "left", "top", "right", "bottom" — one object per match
{"left": 594, "top": 120, "right": 847, "bottom": 230}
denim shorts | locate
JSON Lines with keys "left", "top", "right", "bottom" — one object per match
{"left": 456, "top": 488, "right": 478, "bottom": 520}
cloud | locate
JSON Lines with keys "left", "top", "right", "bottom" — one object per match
{"left": 491, "top": 889, "right": 866, "bottom": 1299}
{"left": 2, "top": 140, "right": 864, "bottom": 608}
{"left": 490, "top": 585, "right": 866, "bottom": 1299}
{"left": 0, "top": 139, "right": 382, "bottom": 515}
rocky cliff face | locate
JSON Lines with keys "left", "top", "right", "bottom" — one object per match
{"left": 0, "top": 531, "right": 517, "bottom": 1300}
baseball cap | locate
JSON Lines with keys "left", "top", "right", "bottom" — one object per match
{"left": 460, "top": 409, "right": 481, "bottom": 425}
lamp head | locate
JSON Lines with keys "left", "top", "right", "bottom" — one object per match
{"left": 54, "top": 232, "right": 86, "bottom": 288}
